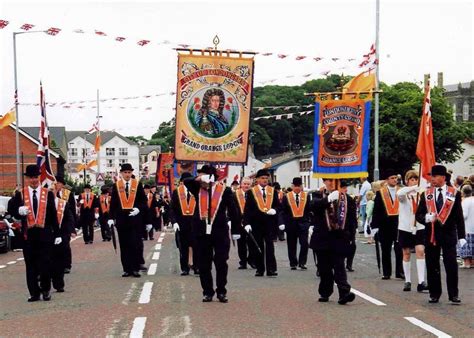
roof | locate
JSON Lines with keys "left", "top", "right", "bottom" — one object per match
{"left": 139, "top": 145, "right": 161, "bottom": 155}
{"left": 261, "top": 149, "right": 313, "bottom": 170}
{"left": 444, "top": 82, "right": 471, "bottom": 92}
{"left": 22, "top": 126, "right": 67, "bottom": 158}
{"left": 66, "top": 131, "right": 138, "bottom": 146}
{"left": 8, "top": 124, "right": 60, "bottom": 158}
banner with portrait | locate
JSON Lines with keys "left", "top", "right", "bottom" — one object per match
{"left": 312, "top": 99, "right": 371, "bottom": 178}
{"left": 156, "top": 153, "right": 174, "bottom": 186}
{"left": 174, "top": 53, "right": 254, "bottom": 164}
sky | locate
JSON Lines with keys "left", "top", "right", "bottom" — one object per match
{"left": 0, "top": 0, "right": 472, "bottom": 138}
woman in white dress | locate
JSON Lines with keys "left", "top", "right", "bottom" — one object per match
{"left": 459, "top": 185, "right": 473, "bottom": 268}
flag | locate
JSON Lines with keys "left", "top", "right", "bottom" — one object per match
{"left": 36, "top": 83, "right": 56, "bottom": 187}
{"left": 342, "top": 69, "right": 376, "bottom": 99}
{"left": 0, "top": 108, "right": 16, "bottom": 129}
{"left": 215, "top": 164, "right": 229, "bottom": 182}
{"left": 94, "top": 133, "right": 101, "bottom": 152}
{"left": 416, "top": 81, "right": 435, "bottom": 180}
{"left": 86, "top": 159, "right": 97, "bottom": 169}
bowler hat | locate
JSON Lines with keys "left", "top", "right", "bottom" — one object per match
{"left": 273, "top": 182, "right": 281, "bottom": 190}
{"left": 383, "top": 168, "right": 398, "bottom": 180}
{"left": 120, "top": 163, "right": 134, "bottom": 172}
{"left": 180, "top": 172, "right": 193, "bottom": 182}
{"left": 24, "top": 165, "right": 40, "bottom": 177}
{"left": 143, "top": 184, "right": 151, "bottom": 189}
{"left": 55, "top": 176, "right": 65, "bottom": 184}
{"left": 199, "top": 165, "right": 217, "bottom": 177}
{"left": 256, "top": 169, "right": 270, "bottom": 178}
{"left": 339, "top": 179, "right": 350, "bottom": 188}
{"left": 429, "top": 165, "right": 447, "bottom": 177}
{"left": 292, "top": 177, "right": 303, "bottom": 186}
{"left": 231, "top": 180, "right": 239, "bottom": 186}
{"left": 84, "top": 184, "right": 92, "bottom": 189}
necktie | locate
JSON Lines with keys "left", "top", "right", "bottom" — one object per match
{"left": 436, "top": 188, "right": 443, "bottom": 212}
{"left": 86, "top": 194, "right": 90, "bottom": 204}
{"left": 125, "top": 182, "right": 129, "bottom": 198}
{"left": 186, "top": 191, "right": 191, "bottom": 203}
{"left": 295, "top": 193, "right": 300, "bottom": 207}
{"left": 32, "top": 190, "right": 38, "bottom": 217}
{"left": 262, "top": 187, "right": 266, "bottom": 201}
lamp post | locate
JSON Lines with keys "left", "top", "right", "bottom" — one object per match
{"left": 13, "top": 30, "right": 47, "bottom": 188}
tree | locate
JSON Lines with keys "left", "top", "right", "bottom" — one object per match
{"left": 150, "top": 119, "right": 175, "bottom": 151}
{"left": 126, "top": 135, "right": 148, "bottom": 145}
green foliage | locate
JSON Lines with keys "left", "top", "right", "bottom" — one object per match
{"left": 150, "top": 118, "right": 175, "bottom": 151}
{"left": 126, "top": 135, "right": 148, "bottom": 144}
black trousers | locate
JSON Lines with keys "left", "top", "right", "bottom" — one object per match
{"left": 99, "top": 218, "right": 111, "bottom": 240}
{"left": 237, "top": 228, "right": 256, "bottom": 267}
{"left": 197, "top": 234, "right": 230, "bottom": 296}
{"left": 176, "top": 228, "right": 195, "bottom": 272}
{"left": 143, "top": 228, "right": 154, "bottom": 240}
{"left": 286, "top": 227, "right": 309, "bottom": 267}
{"left": 152, "top": 216, "right": 161, "bottom": 231}
{"left": 253, "top": 230, "right": 277, "bottom": 273}
{"left": 116, "top": 225, "right": 141, "bottom": 273}
{"left": 81, "top": 220, "right": 95, "bottom": 243}
{"left": 379, "top": 235, "right": 403, "bottom": 277}
{"left": 64, "top": 238, "right": 72, "bottom": 269}
{"left": 315, "top": 249, "right": 351, "bottom": 298}
{"left": 23, "top": 241, "right": 53, "bottom": 297}
{"left": 346, "top": 241, "right": 356, "bottom": 269}
{"left": 51, "top": 241, "right": 67, "bottom": 290}
{"left": 425, "top": 243, "right": 458, "bottom": 299}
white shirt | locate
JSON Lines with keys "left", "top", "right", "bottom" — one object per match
{"left": 359, "top": 181, "right": 371, "bottom": 205}
{"left": 462, "top": 196, "right": 474, "bottom": 234}
{"left": 396, "top": 186, "right": 425, "bottom": 232}
{"left": 435, "top": 184, "right": 447, "bottom": 202}
{"left": 388, "top": 186, "right": 397, "bottom": 202}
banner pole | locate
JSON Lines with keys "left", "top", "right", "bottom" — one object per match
{"left": 373, "top": 0, "right": 381, "bottom": 181}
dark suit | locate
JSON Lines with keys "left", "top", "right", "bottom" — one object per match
{"left": 416, "top": 188, "right": 466, "bottom": 300}
{"left": 52, "top": 200, "right": 75, "bottom": 290}
{"left": 58, "top": 189, "right": 77, "bottom": 270}
{"left": 78, "top": 193, "right": 99, "bottom": 243}
{"left": 109, "top": 180, "right": 147, "bottom": 274}
{"left": 279, "top": 192, "right": 310, "bottom": 267}
{"left": 98, "top": 194, "right": 112, "bottom": 241}
{"left": 309, "top": 192, "right": 356, "bottom": 299}
{"left": 142, "top": 193, "right": 155, "bottom": 240}
{"left": 9, "top": 189, "right": 59, "bottom": 298}
{"left": 371, "top": 188, "right": 403, "bottom": 278}
{"left": 184, "top": 178, "right": 239, "bottom": 297}
{"left": 242, "top": 185, "right": 280, "bottom": 274}
{"left": 234, "top": 190, "right": 256, "bottom": 268}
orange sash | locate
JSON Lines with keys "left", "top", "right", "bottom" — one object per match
{"left": 61, "top": 188, "right": 71, "bottom": 202}
{"left": 116, "top": 179, "right": 138, "bottom": 209}
{"left": 100, "top": 195, "right": 111, "bottom": 213}
{"left": 235, "top": 188, "right": 246, "bottom": 214}
{"left": 380, "top": 187, "right": 399, "bottom": 216}
{"left": 23, "top": 187, "right": 48, "bottom": 229}
{"left": 81, "top": 193, "right": 95, "bottom": 209}
{"left": 287, "top": 191, "right": 307, "bottom": 218}
{"left": 147, "top": 193, "right": 154, "bottom": 208}
{"left": 425, "top": 186, "right": 456, "bottom": 225}
{"left": 278, "top": 191, "right": 284, "bottom": 203}
{"left": 199, "top": 183, "right": 225, "bottom": 225}
{"left": 56, "top": 198, "right": 66, "bottom": 225}
{"left": 178, "top": 185, "right": 196, "bottom": 216}
{"left": 251, "top": 185, "right": 274, "bottom": 213}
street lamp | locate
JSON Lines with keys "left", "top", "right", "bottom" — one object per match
{"left": 13, "top": 30, "right": 47, "bottom": 188}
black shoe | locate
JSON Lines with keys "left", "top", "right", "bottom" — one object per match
{"left": 56, "top": 288, "right": 65, "bottom": 293}
{"left": 28, "top": 295, "right": 40, "bottom": 302}
{"left": 122, "top": 272, "right": 131, "bottom": 277}
{"left": 139, "top": 265, "right": 148, "bottom": 272}
{"left": 338, "top": 292, "right": 355, "bottom": 305}
{"left": 318, "top": 297, "right": 329, "bottom": 302}
{"left": 181, "top": 271, "right": 190, "bottom": 276}
{"left": 217, "top": 294, "right": 228, "bottom": 303}
{"left": 194, "top": 269, "right": 200, "bottom": 275}
{"left": 102, "top": 239, "right": 107, "bottom": 242}
{"left": 143, "top": 238, "right": 148, "bottom": 241}
{"left": 255, "top": 271, "right": 264, "bottom": 277}
{"left": 428, "top": 297, "right": 439, "bottom": 303}
{"left": 267, "top": 271, "right": 278, "bottom": 277}
{"left": 449, "top": 297, "right": 461, "bottom": 304}
{"left": 290, "top": 266, "right": 297, "bottom": 270}
{"left": 132, "top": 271, "right": 141, "bottom": 278}
{"left": 202, "top": 295, "right": 213, "bottom": 302}
{"left": 64, "top": 268, "right": 71, "bottom": 274}
{"left": 403, "top": 282, "right": 411, "bottom": 292}
{"left": 346, "top": 266, "right": 354, "bottom": 272}
{"left": 358, "top": 231, "right": 364, "bottom": 234}
{"left": 150, "top": 238, "right": 154, "bottom": 240}
{"left": 381, "top": 276, "right": 390, "bottom": 280}
{"left": 299, "top": 265, "right": 308, "bottom": 270}
{"left": 417, "top": 282, "right": 428, "bottom": 292}
{"left": 42, "top": 291, "right": 51, "bottom": 301}
{"left": 238, "top": 265, "right": 247, "bottom": 270}
{"left": 249, "top": 263, "right": 257, "bottom": 269}
{"left": 396, "top": 273, "right": 405, "bottom": 279}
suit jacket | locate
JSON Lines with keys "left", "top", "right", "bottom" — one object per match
{"left": 242, "top": 185, "right": 281, "bottom": 237}
{"left": 109, "top": 180, "right": 147, "bottom": 229}
{"left": 278, "top": 192, "right": 311, "bottom": 232}
{"left": 58, "top": 189, "right": 78, "bottom": 230}
{"left": 8, "top": 189, "right": 59, "bottom": 242}
{"left": 415, "top": 190, "right": 465, "bottom": 247}
{"left": 309, "top": 192, "right": 357, "bottom": 254}
{"left": 169, "top": 188, "right": 194, "bottom": 233}
{"left": 57, "top": 202, "right": 76, "bottom": 240}
{"left": 371, "top": 189, "right": 399, "bottom": 240}
{"left": 78, "top": 193, "right": 99, "bottom": 224}
{"left": 98, "top": 194, "right": 111, "bottom": 223}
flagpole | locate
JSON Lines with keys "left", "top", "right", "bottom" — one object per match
{"left": 373, "top": 0, "right": 380, "bottom": 181}
{"left": 96, "top": 89, "right": 101, "bottom": 178}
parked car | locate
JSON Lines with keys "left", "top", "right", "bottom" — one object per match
{"left": 0, "top": 204, "right": 11, "bottom": 253}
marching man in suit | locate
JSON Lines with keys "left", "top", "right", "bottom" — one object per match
{"left": 234, "top": 177, "right": 256, "bottom": 270}
{"left": 98, "top": 186, "right": 112, "bottom": 242}
{"left": 78, "top": 184, "right": 99, "bottom": 244}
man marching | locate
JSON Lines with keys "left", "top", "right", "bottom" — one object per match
{"left": 243, "top": 169, "right": 280, "bottom": 277}
{"left": 279, "top": 177, "right": 310, "bottom": 270}
{"left": 8, "top": 165, "right": 60, "bottom": 302}
{"left": 109, "top": 163, "right": 147, "bottom": 277}
{"left": 98, "top": 186, "right": 112, "bottom": 242}
{"left": 234, "top": 177, "right": 256, "bottom": 270}
{"left": 416, "top": 165, "right": 466, "bottom": 304}
{"left": 143, "top": 184, "right": 155, "bottom": 241}
{"left": 78, "top": 184, "right": 99, "bottom": 244}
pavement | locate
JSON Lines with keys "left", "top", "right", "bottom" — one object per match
{"left": 0, "top": 227, "right": 473, "bottom": 337}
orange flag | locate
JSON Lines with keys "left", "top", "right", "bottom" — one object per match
{"left": 0, "top": 108, "right": 16, "bottom": 129}
{"left": 416, "top": 82, "right": 435, "bottom": 180}
{"left": 342, "top": 70, "right": 375, "bottom": 99}
{"left": 94, "top": 133, "right": 101, "bottom": 152}
{"left": 86, "top": 159, "right": 97, "bottom": 169}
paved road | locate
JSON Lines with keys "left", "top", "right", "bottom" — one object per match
{"left": 1, "top": 228, "right": 473, "bottom": 337}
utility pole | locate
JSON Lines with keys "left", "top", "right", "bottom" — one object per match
{"left": 373, "top": 0, "right": 381, "bottom": 181}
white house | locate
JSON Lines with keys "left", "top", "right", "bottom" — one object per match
{"left": 139, "top": 145, "right": 161, "bottom": 179}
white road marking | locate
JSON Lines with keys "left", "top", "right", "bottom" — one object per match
{"left": 160, "top": 232, "right": 165, "bottom": 238}
{"left": 180, "top": 282, "right": 186, "bottom": 301}
{"left": 138, "top": 282, "right": 153, "bottom": 304}
{"left": 351, "top": 288, "right": 386, "bottom": 306}
{"left": 0, "top": 265, "right": 6, "bottom": 269}
{"left": 405, "top": 317, "right": 452, "bottom": 337}
{"left": 152, "top": 252, "right": 161, "bottom": 260}
{"left": 155, "top": 243, "right": 162, "bottom": 250}
{"left": 122, "top": 282, "right": 138, "bottom": 305}
{"left": 129, "top": 317, "right": 147, "bottom": 338}
{"left": 177, "top": 315, "right": 192, "bottom": 337}
{"left": 7, "top": 261, "right": 17, "bottom": 265}
{"left": 157, "top": 237, "right": 164, "bottom": 243}
{"left": 159, "top": 316, "right": 171, "bottom": 336}
{"left": 147, "top": 263, "right": 158, "bottom": 275}
{"left": 16, "top": 257, "right": 24, "bottom": 261}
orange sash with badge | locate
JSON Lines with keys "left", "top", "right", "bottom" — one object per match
{"left": 199, "top": 183, "right": 225, "bottom": 225}
{"left": 61, "top": 188, "right": 71, "bottom": 202}
{"left": 23, "top": 187, "right": 48, "bottom": 228}
{"left": 178, "top": 185, "right": 196, "bottom": 216}
{"left": 235, "top": 188, "right": 246, "bottom": 214}
{"left": 287, "top": 191, "right": 307, "bottom": 218}
{"left": 380, "top": 187, "right": 399, "bottom": 216}
{"left": 56, "top": 198, "right": 66, "bottom": 225}
{"left": 116, "top": 179, "right": 138, "bottom": 209}
{"left": 81, "top": 193, "right": 95, "bottom": 209}
{"left": 425, "top": 186, "right": 456, "bottom": 225}
{"left": 100, "top": 195, "right": 111, "bottom": 213}
{"left": 251, "top": 185, "right": 274, "bottom": 213}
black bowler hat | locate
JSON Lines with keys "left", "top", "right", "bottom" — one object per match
{"left": 383, "top": 168, "right": 398, "bottom": 180}
{"left": 101, "top": 186, "right": 109, "bottom": 193}
{"left": 292, "top": 177, "right": 303, "bottom": 186}
{"left": 24, "top": 165, "right": 40, "bottom": 177}
{"left": 120, "top": 163, "right": 134, "bottom": 172}
{"left": 55, "top": 176, "right": 65, "bottom": 184}
{"left": 231, "top": 180, "right": 239, "bottom": 186}
{"left": 256, "top": 169, "right": 270, "bottom": 178}
{"left": 199, "top": 165, "right": 217, "bottom": 177}
{"left": 180, "top": 172, "right": 193, "bottom": 182}
{"left": 143, "top": 184, "right": 151, "bottom": 189}
{"left": 339, "top": 179, "right": 350, "bottom": 188}
{"left": 429, "top": 165, "right": 447, "bottom": 177}
{"left": 84, "top": 184, "right": 92, "bottom": 189}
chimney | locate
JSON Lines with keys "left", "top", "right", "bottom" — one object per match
{"left": 437, "top": 72, "right": 443, "bottom": 89}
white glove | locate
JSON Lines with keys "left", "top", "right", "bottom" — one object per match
{"left": 107, "top": 219, "right": 115, "bottom": 226}
{"left": 173, "top": 223, "right": 180, "bottom": 232}
{"left": 54, "top": 237, "right": 62, "bottom": 245}
{"left": 94, "top": 213, "right": 99, "bottom": 219}
{"left": 425, "top": 213, "right": 436, "bottom": 223}
{"left": 160, "top": 207, "right": 165, "bottom": 212}
{"left": 458, "top": 238, "right": 467, "bottom": 247}
{"left": 146, "top": 224, "right": 153, "bottom": 232}
{"left": 227, "top": 220, "right": 232, "bottom": 230}
{"left": 328, "top": 191, "right": 340, "bottom": 203}
{"left": 79, "top": 200, "right": 84, "bottom": 204}
{"left": 18, "top": 206, "right": 30, "bottom": 216}
{"left": 232, "top": 234, "right": 241, "bottom": 240}
{"left": 129, "top": 207, "right": 140, "bottom": 217}
{"left": 309, "top": 225, "right": 314, "bottom": 237}
{"left": 279, "top": 224, "right": 285, "bottom": 231}
{"left": 201, "top": 174, "right": 215, "bottom": 184}
{"left": 244, "top": 225, "right": 252, "bottom": 233}
{"left": 266, "top": 208, "right": 276, "bottom": 216}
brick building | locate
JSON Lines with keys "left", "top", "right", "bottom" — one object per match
{"left": 0, "top": 124, "right": 64, "bottom": 194}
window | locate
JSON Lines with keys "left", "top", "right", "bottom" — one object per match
{"left": 307, "top": 175, "right": 311, "bottom": 189}
{"left": 452, "top": 103, "right": 457, "bottom": 120}
{"left": 106, "top": 159, "right": 114, "bottom": 168}
{"left": 70, "top": 148, "right": 77, "bottom": 156}
{"left": 119, "top": 159, "right": 127, "bottom": 165}
{"left": 463, "top": 102, "right": 469, "bottom": 121}
{"left": 106, "top": 148, "right": 115, "bottom": 156}
{"left": 119, "top": 148, "right": 128, "bottom": 156}
{"left": 152, "top": 156, "right": 157, "bottom": 161}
